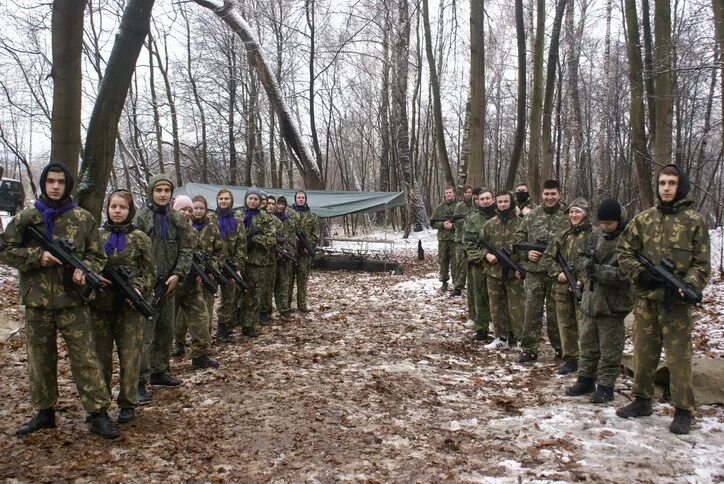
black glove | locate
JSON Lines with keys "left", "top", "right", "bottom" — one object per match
{"left": 638, "top": 270, "right": 666, "bottom": 290}
{"left": 584, "top": 258, "right": 597, "bottom": 277}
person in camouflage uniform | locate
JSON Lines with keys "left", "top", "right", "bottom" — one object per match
{"left": 134, "top": 174, "right": 193, "bottom": 400}
{"left": 91, "top": 190, "right": 155, "bottom": 425}
{"left": 515, "top": 179, "right": 568, "bottom": 363}
{"left": 430, "top": 186, "right": 458, "bottom": 291}
{"left": 288, "top": 190, "right": 320, "bottom": 312}
{"left": 542, "top": 197, "right": 593, "bottom": 375}
{"left": 0, "top": 162, "right": 119, "bottom": 439}
{"left": 208, "top": 188, "right": 246, "bottom": 342}
{"left": 565, "top": 199, "right": 633, "bottom": 403}
{"left": 480, "top": 191, "right": 524, "bottom": 350}
{"left": 260, "top": 195, "right": 281, "bottom": 324}
{"left": 274, "top": 196, "right": 296, "bottom": 319}
{"left": 172, "top": 196, "right": 220, "bottom": 369}
{"left": 241, "top": 188, "right": 277, "bottom": 334}
{"left": 189, "top": 195, "right": 222, "bottom": 335}
{"left": 514, "top": 183, "right": 535, "bottom": 218}
{"left": 451, "top": 185, "right": 474, "bottom": 297}
{"left": 462, "top": 188, "right": 497, "bottom": 341}
{"left": 615, "top": 165, "right": 710, "bottom": 435}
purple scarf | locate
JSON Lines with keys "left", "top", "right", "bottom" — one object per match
{"left": 243, "top": 209, "right": 259, "bottom": 229}
{"left": 150, "top": 203, "right": 169, "bottom": 239}
{"left": 34, "top": 199, "right": 78, "bottom": 240}
{"left": 192, "top": 218, "right": 209, "bottom": 231}
{"left": 216, "top": 208, "right": 237, "bottom": 239}
{"left": 104, "top": 231, "right": 127, "bottom": 256}
{"left": 275, "top": 211, "right": 289, "bottom": 221}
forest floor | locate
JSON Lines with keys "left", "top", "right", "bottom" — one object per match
{"left": 0, "top": 227, "right": 722, "bottom": 482}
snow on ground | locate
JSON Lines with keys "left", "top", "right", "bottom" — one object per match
{"left": 0, "top": 210, "right": 11, "bottom": 232}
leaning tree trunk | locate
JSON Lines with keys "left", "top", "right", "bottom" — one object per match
{"left": 76, "top": 0, "right": 155, "bottom": 219}
{"left": 652, "top": 0, "right": 673, "bottom": 167}
{"left": 505, "top": 0, "right": 527, "bottom": 190}
{"left": 193, "top": 0, "right": 324, "bottom": 189}
{"left": 50, "top": 0, "right": 88, "bottom": 177}
{"left": 468, "top": 0, "right": 486, "bottom": 188}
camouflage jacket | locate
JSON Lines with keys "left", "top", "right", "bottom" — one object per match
{"left": 515, "top": 199, "right": 536, "bottom": 219}
{"left": 180, "top": 217, "right": 228, "bottom": 295}
{"left": 274, "top": 212, "right": 297, "bottom": 255}
{"left": 462, "top": 207, "right": 496, "bottom": 265}
{"left": 515, "top": 202, "right": 569, "bottom": 273}
{"left": 244, "top": 209, "right": 277, "bottom": 266}
{"left": 0, "top": 204, "right": 106, "bottom": 309}
{"left": 208, "top": 210, "right": 246, "bottom": 272}
{"left": 481, "top": 212, "right": 522, "bottom": 279}
{"left": 134, "top": 205, "right": 193, "bottom": 282}
{"left": 93, "top": 225, "right": 155, "bottom": 312}
{"left": 263, "top": 214, "right": 283, "bottom": 265}
{"left": 430, "top": 200, "right": 457, "bottom": 241}
{"left": 576, "top": 226, "right": 634, "bottom": 316}
{"left": 290, "top": 206, "right": 320, "bottom": 257}
{"left": 453, "top": 198, "right": 475, "bottom": 243}
{"left": 543, "top": 220, "right": 594, "bottom": 297}
{"left": 617, "top": 197, "right": 710, "bottom": 302}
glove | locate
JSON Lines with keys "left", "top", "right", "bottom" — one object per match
{"left": 584, "top": 258, "right": 597, "bottom": 277}
{"left": 638, "top": 270, "right": 666, "bottom": 290}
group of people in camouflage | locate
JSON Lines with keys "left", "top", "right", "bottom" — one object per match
{"left": 0, "top": 162, "right": 319, "bottom": 440}
{"left": 432, "top": 164, "right": 710, "bottom": 435}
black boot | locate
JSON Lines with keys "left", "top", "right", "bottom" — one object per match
{"left": 259, "top": 313, "right": 270, "bottom": 326}
{"left": 518, "top": 352, "right": 538, "bottom": 363}
{"left": 117, "top": 408, "right": 136, "bottom": 424}
{"left": 565, "top": 376, "right": 596, "bottom": 396}
{"left": 136, "top": 384, "right": 152, "bottom": 405}
{"left": 450, "top": 288, "right": 462, "bottom": 296}
{"left": 280, "top": 310, "right": 294, "bottom": 320}
{"left": 172, "top": 342, "right": 185, "bottom": 357}
{"left": 242, "top": 327, "right": 259, "bottom": 338}
{"left": 616, "top": 397, "right": 654, "bottom": 418}
{"left": 471, "top": 330, "right": 490, "bottom": 342}
{"left": 441, "top": 281, "right": 449, "bottom": 292}
{"left": 89, "top": 411, "right": 120, "bottom": 439}
{"left": 150, "top": 372, "right": 182, "bottom": 387}
{"left": 215, "top": 323, "right": 230, "bottom": 343}
{"left": 669, "top": 408, "right": 693, "bottom": 434}
{"left": 15, "top": 409, "right": 56, "bottom": 436}
{"left": 590, "top": 385, "right": 614, "bottom": 403}
{"left": 191, "top": 354, "right": 220, "bottom": 369}
{"left": 557, "top": 359, "right": 578, "bottom": 375}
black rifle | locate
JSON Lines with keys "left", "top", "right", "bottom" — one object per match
{"left": 634, "top": 250, "right": 702, "bottom": 310}
{"left": 102, "top": 265, "right": 154, "bottom": 317}
{"left": 554, "top": 252, "right": 582, "bottom": 303}
{"left": 296, "top": 231, "right": 316, "bottom": 257}
{"left": 275, "top": 245, "right": 298, "bottom": 265}
{"left": 512, "top": 239, "right": 549, "bottom": 255}
{"left": 222, "top": 259, "right": 249, "bottom": 292}
{"left": 152, "top": 272, "right": 170, "bottom": 305}
{"left": 429, "top": 213, "right": 467, "bottom": 224}
{"left": 190, "top": 252, "right": 218, "bottom": 294}
{"left": 478, "top": 238, "right": 526, "bottom": 280}
{"left": 195, "top": 251, "right": 229, "bottom": 287}
{"left": 26, "top": 225, "right": 103, "bottom": 291}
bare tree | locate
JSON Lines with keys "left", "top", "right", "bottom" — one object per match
{"left": 468, "top": 0, "right": 486, "bottom": 187}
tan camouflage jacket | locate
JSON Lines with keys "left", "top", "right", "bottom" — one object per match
{"left": 617, "top": 197, "right": 710, "bottom": 302}
{"left": 515, "top": 202, "right": 569, "bottom": 273}
{"left": 430, "top": 200, "right": 457, "bottom": 241}
{"left": 208, "top": 211, "right": 246, "bottom": 272}
{"left": 274, "top": 212, "right": 297, "bottom": 255}
{"left": 0, "top": 205, "right": 106, "bottom": 309}
{"left": 290, "top": 206, "right": 320, "bottom": 257}
{"left": 481, "top": 211, "right": 522, "bottom": 279}
{"left": 453, "top": 198, "right": 475, "bottom": 243}
{"left": 244, "top": 209, "right": 277, "bottom": 267}
{"left": 544, "top": 220, "right": 593, "bottom": 297}
{"left": 462, "top": 208, "right": 496, "bottom": 265}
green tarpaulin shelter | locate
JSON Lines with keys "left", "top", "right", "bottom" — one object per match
{"left": 175, "top": 183, "right": 406, "bottom": 218}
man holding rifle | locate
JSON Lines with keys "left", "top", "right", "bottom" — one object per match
{"left": 615, "top": 164, "right": 710, "bottom": 435}
{"left": 0, "top": 162, "right": 118, "bottom": 438}
{"left": 430, "top": 186, "right": 459, "bottom": 292}
{"left": 289, "top": 190, "right": 319, "bottom": 313}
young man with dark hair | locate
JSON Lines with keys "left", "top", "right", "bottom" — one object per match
{"left": 615, "top": 164, "right": 710, "bottom": 434}
{"left": 288, "top": 190, "right": 319, "bottom": 312}
{"left": 430, "top": 186, "right": 458, "bottom": 292}
{"left": 451, "top": 184, "right": 475, "bottom": 296}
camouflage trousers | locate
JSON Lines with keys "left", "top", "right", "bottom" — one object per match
{"left": 521, "top": 272, "right": 562, "bottom": 355}
{"left": 632, "top": 299, "right": 694, "bottom": 411}
{"left": 486, "top": 276, "right": 524, "bottom": 340}
{"left": 554, "top": 284, "right": 580, "bottom": 361}
{"left": 468, "top": 263, "right": 490, "bottom": 334}
{"left": 578, "top": 313, "right": 625, "bottom": 388}
{"left": 453, "top": 243, "right": 467, "bottom": 290}
{"left": 274, "top": 259, "right": 293, "bottom": 314}
{"left": 240, "top": 264, "right": 266, "bottom": 330}
{"left": 260, "top": 261, "right": 276, "bottom": 316}
{"left": 467, "top": 262, "right": 476, "bottom": 321}
{"left": 25, "top": 306, "right": 110, "bottom": 413}
{"left": 203, "top": 292, "right": 215, "bottom": 334}
{"left": 140, "top": 291, "right": 175, "bottom": 383}
{"left": 174, "top": 283, "right": 211, "bottom": 358}
{"left": 91, "top": 306, "right": 145, "bottom": 409}
{"left": 218, "top": 282, "right": 239, "bottom": 329}
{"left": 288, "top": 255, "right": 312, "bottom": 311}
{"left": 437, "top": 240, "right": 456, "bottom": 283}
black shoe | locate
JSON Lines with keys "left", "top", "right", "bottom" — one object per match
{"left": 471, "top": 330, "right": 490, "bottom": 342}
{"left": 557, "top": 360, "right": 578, "bottom": 375}
{"left": 150, "top": 372, "right": 182, "bottom": 387}
{"left": 565, "top": 376, "right": 596, "bottom": 396}
{"left": 89, "top": 411, "right": 120, "bottom": 439}
{"left": 137, "top": 384, "right": 152, "bottom": 405}
{"left": 518, "top": 352, "right": 538, "bottom": 363}
{"left": 16, "top": 409, "right": 56, "bottom": 436}
{"left": 215, "top": 323, "right": 230, "bottom": 343}
{"left": 280, "top": 311, "right": 294, "bottom": 320}
{"left": 590, "top": 385, "right": 614, "bottom": 403}
{"left": 242, "top": 327, "right": 259, "bottom": 338}
{"left": 508, "top": 337, "right": 518, "bottom": 348}
{"left": 616, "top": 398, "right": 654, "bottom": 418}
{"left": 117, "top": 408, "right": 136, "bottom": 424}
{"left": 441, "top": 281, "right": 449, "bottom": 292}
{"left": 669, "top": 408, "right": 693, "bottom": 434}
{"left": 259, "top": 313, "right": 270, "bottom": 326}
{"left": 191, "top": 354, "right": 220, "bottom": 369}
{"left": 450, "top": 289, "right": 462, "bottom": 296}
{"left": 172, "top": 342, "right": 185, "bottom": 357}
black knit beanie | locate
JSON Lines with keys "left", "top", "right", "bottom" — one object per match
{"left": 597, "top": 198, "right": 622, "bottom": 222}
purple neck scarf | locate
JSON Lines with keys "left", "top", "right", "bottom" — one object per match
{"left": 102, "top": 221, "right": 133, "bottom": 256}
{"left": 216, "top": 208, "right": 237, "bottom": 239}
{"left": 34, "top": 198, "right": 77, "bottom": 240}
{"left": 243, "top": 209, "right": 259, "bottom": 229}
{"left": 275, "top": 211, "right": 289, "bottom": 221}
{"left": 150, "top": 203, "right": 169, "bottom": 239}
{"left": 192, "top": 217, "right": 209, "bottom": 231}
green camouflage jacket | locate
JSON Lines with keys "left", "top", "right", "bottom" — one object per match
{"left": 290, "top": 206, "right": 320, "bottom": 257}
{"left": 515, "top": 202, "right": 569, "bottom": 273}
{"left": 430, "top": 200, "right": 457, "bottom": 241}
{"left": 481, "top": 211, "right": 522, "bottom": 279}
{"left": 0, "top": 204, "right": 106, "bottom": 309}
{"left": 576, "top": 226, "right": 634, "bottom": 316}
{"left": 244, "top": 209, "right": 277, "bottom": 267}
{"left": 274, "top": 212, "right": 297, "bottom": 256}
{"left": 462, "top": 207, "right": 496, "bottom": 264}
{"left": 453, "top": 198, "right": 475, "bottom": 243}
{"left": 208, "top": 210, "right": 246, "bottom": 272}
{"left": 93, "top": 225, "right": 155, "bottom": 311}
{"left": 617, "top": 197, "right": 710, "bottom": 302}
{"left": 544, "top": 221, "right": 593, "bottom": 297}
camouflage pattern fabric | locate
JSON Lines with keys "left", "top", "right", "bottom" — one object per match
{"left": 430, "top": 200, "right": 457, "bottom": 242}
{"left": 578, "top": 314, "right": 625, "bottom": 388}
{"left": 260, "top": 215, "right": 283, "bottom": 316}
{"left": 241, "top": 210, "right": 277, "bottom": 328}
{"left": 208, "top": 210, "right": 246, "bottom": 330}
{"left": 452, "top": 199, "right": 474, "bottom": 290}
{"left": 437, "top": 240, "right": 456, "bottom": 283}
{"left": 515, "top": 202, "right": 568, "bottom": 274}
{"left": 273, "top": 212, "right": 296, "bottom": 314}
{"left": 175, "top": 282, "right": 211, "bottom": 358}
{"left": 463, "top": 208, "right": 496, "bottom": 333}
{"left": 203, "top": 292, "right": 215, "bottom": 334}
{"left": 288, "top": 206, "right": 319, "bottom": 311}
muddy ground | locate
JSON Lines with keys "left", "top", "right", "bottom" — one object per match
{"left": 0, "top": 256, "right": 722, "bottom": 482}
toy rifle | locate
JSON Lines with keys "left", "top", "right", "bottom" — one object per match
{"left": 478, "top": 238, "right": 526, "bottom": 280}
{"left": 190, "top": 252, "right": 218, "bottom": 294}
{"left": 102, "top": 265, "right": 154, "bottom": 317}
{"left": 634, "top": 250, "right": 702, "bottom": 310}
{"left": 554, "top": 252, "right": 582, "bottom": 303}
{"left": 221, "top": 259, "right": 249, "bottom": 292}
{"left": 296, "top": 231, "right": 316, "bottom": 257}
{"left": 195, "top": 251, "right": 229, "bottom": 287}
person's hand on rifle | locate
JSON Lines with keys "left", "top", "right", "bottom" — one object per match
{"left": 485, "top": 253, "right": 498, "bottom": 265}
{"left": 557, "top": 272, "right": 567, "bottom": 284}
{"left": 99, "top": 276, "right": 112, "bottom": 287}
{"left": 125, "top": 288, "right": 143, "bottom": 308}
{"left": 72, "top": 268, "right": 86, "bottom": 286}
{"left": 165, "top": 274, "right": 179, "bottom": 294}
{"left": 528, "top": 250, "right": 542, "bottom": 262}
{"left": 443, "top": 220, "right": 453, "bottom": 230}
{"left": 40, "top": 251, "right": 61, "bottom": 267}
{"left": 515, "top": 271, "right": 523, "bottom": 280}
